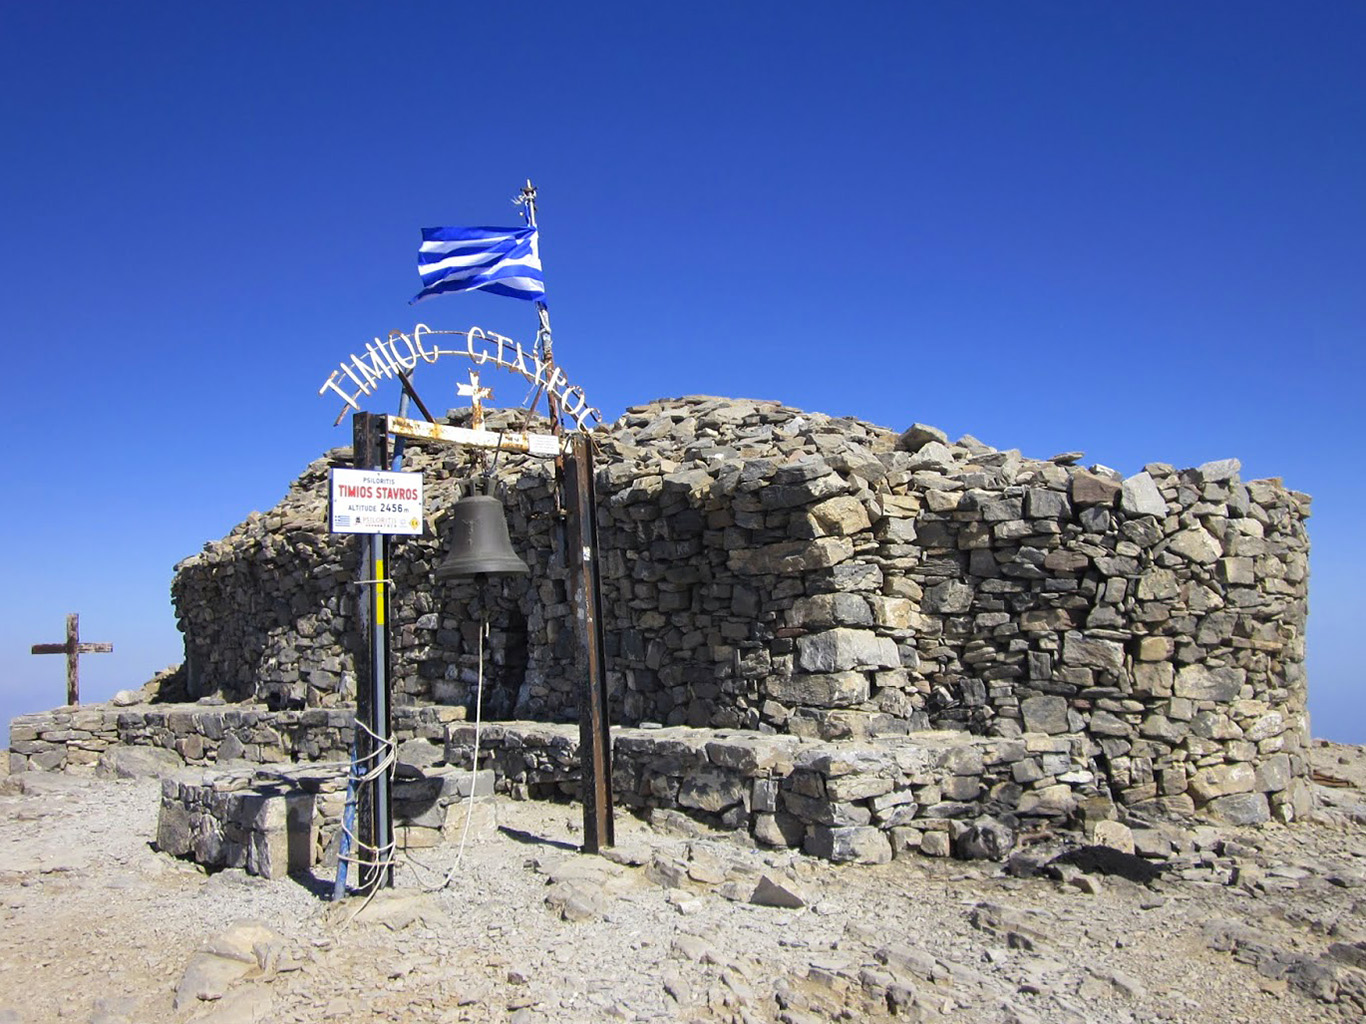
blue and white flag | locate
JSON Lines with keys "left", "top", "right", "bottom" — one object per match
{"left": 410, "top": 225, "right": 545, "bottom": 304}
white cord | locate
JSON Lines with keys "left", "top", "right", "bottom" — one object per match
{"left": 336, "top": 717, "right": 400, "bottom": 893}
{"left": 455, "top": 614, "right": 490, "bottom": 867}
{"left": 409, "top": 611, "right": 492, "bottom": 893}
{"left": 258, "top": 624, "right": 492, "bottom": 899}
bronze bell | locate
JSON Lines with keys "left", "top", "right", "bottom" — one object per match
{"left": 435, "top": 481, "right": 530, "bottom": 579}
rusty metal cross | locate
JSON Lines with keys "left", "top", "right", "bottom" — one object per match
{"left": 30, "top": 613, "right": 113, "bottom": 706}
{"left": 457, "top": 369, "right": 494, "bottom": 431}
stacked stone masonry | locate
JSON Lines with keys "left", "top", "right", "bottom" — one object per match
{"left": 8, "top": 703, "right": 464, "bottom": 772}
{"left": 154, "top": 762, "right": 495, "bottom": 878}
{"left": 18, "top": 703, "right": 1136, "bottom": 866}
{"left": 95, "top": 396, "right": 1313, "bottom": 828}
{"left": 444, "top": 722, "right": 1120, "bottom": 862}
{"left": 155, "top": 767, "right": 317, "bottom": 879}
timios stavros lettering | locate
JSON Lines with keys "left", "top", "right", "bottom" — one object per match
{"left": 318, "top": 324, "right": 601, "bottom": 431}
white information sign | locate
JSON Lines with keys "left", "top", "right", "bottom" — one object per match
{"left": 329, "top": 468, "right": 424, "bottom": 535}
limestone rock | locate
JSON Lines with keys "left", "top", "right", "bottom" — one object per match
{"left": 796, "top": 629, "right": 899, "bottom": 673}
{"left": 1175, "top": 665, "right": 1244, "bottom": 702}
{"left": 174, "top": 953, "right": 254, "bottom": 1010}
{"left": 956, "top": 817, "right": 1015, "bottom": 861}
{"left": 750, "top": 873, "right": 812, "bottom": 908}
{"left": 1062, "top": 633, "right": 1124, "bottom": 673}
{"left": 766, "top": 673, "right": 869, "bottom": 709}
{"left": 922, "top": 580, "right": 972, "bottom": 615}
{"left": 969, "top": 901, "right": 1052, "bottom": 949}
{"left": 349, "top": 891, "right": 442, "bottom": 930}
{"left": 1091, "top": 820, "right": 1135, "bottom": 855}
{"left": 1120, "top": 472, "right": 1168, "bottom": 517}
{"left": 805, "top": 826, "right": 893, "bottom": 864}
{"left": 1190, "top": 763, "right": 1256, "bottom": 803}
{"left": 97, "top": 746, "right": 182, "bottom": 780}
{"left": 677, "top": 769, "right": 747, "bottom": 812}
{"left": 1168, "top": 526, "right": 1222, "bottom": 564}
{"left": 1070, "top": 471, "right": 1121, "bottom": 506}
{"left": 1195, "top": 457, "right": 1241, "bottom": 482}
{"left": 806, "top": 495, "right": 872, "bottom": 537}
{"left": 394, "top": 738, "right": 444, "bottom": 776}
{"left": 1021, "top": 696, "right": 1070, "bottom": 735}
{"left": 545, "top": 881, "right": 604, "bottom": 922}
{"left": 1204, "top": 791, "right": 1271, "bottom": 825}
{"left": 919, "top": 830, "right": 951, "bottom": 857}
{"left": 189, "top": 986, "right": 274, "bottom": 1023}
{"left": 895, "top": 423, "right": 948, "bottom": 454}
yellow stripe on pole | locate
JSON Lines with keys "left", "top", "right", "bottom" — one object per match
{"left": 376, "top": 555, "right": 386, "bottom": 625}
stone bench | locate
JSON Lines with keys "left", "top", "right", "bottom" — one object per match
{"left": 444, "top": 721, "right": 1105, "bottom": 863}
{"left": 156, "top": 766, "right": 320, "bottom": 879}
{"left": 23, "top": 701, "right": 1127, "bottom": 867}
{"left": 155, "top": 762, "right": 496, "bottom": 878}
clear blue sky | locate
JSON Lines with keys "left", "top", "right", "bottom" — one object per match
{"left": 2, "top": 3, "right": 1362, "bottom": 742}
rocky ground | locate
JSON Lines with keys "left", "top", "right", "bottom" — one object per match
{"left": 1, "top": 741, "right": 1364, "bottom": 1024}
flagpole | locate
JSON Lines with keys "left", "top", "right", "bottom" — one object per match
{"left": 519, "top": 180, "right": 561, "bottom": 435}
{"left": 520, "top": 180, "right": 613, "bottom": 851}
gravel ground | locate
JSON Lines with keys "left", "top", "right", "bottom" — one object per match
{"left": 1, "top": 740, "right": 1364, "bottom": 1024}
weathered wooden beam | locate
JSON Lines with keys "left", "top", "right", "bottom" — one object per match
{"left": 562, "top": 434, "right": 614, "bottom": 853}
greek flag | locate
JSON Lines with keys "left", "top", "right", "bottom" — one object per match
{"left": 410, "top": 225, "right": 545, "bottom": 303}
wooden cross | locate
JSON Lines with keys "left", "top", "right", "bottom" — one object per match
{"left": 30, "top": 613, "right": 113, "bottom": 706}
{"left": 457, "top": 370, "right": 494, "bottom": 431}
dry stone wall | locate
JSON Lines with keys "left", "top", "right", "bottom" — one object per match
{"left": 155, "top": 768, "right": 317, "bottom": 879}
{"left": 167, "top": 396, "right": 1312, "bottom": 825}
{"left": 444, "top": 722, "right": 1108, "bottom": 863}
{"left": 155, "top": 763, "right": 495, "bottom": 877}
{"left": 172, "top": 408, "right": 573, "bottom": 719}
{"left": 6, "top": 703, "right": 462, "bottom": 772}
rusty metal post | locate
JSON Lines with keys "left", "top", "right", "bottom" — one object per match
{"left": 563, "top": 433, "right": 614, "bottom": 852}
{"left": 519, "top": 180, "right": 561, "bottom": 433}
{"left": 352, "top": 412, "right": 393, "bottom": 889}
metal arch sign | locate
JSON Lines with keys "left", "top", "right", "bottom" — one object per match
{"left": 318, "top": 324, "right": 602, "bottom": 431}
